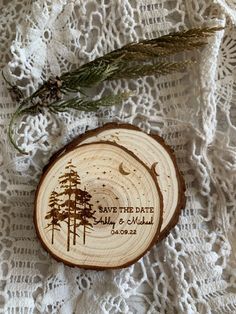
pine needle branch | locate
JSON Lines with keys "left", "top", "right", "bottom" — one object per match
{"left": 8, "top": 101, "right": 29, "bottom": 155}
{"left": 102, "top": 41, "right": 206, "bottom": 60}
{"left": 155, "top": 26, "right": 224, "bottom": 41}
{"left": 8, "top": 92, "right": 132, "bottom": 153}
{"left": 48, "top": 91, "right": 132, "bottom": 113}
{"left": 120, "top": 27, "right": 224, "bottom": 54}
{"left": 5, "top": 27, "right": 223, "bottom": 154}
{"left": 79, "top": 27, "right": 223, "bottom": 63}
{"left": 60, "top": 27, "right": 222, "bottom": 93}
{"left": 61, "top": 62, "right": 120, "bottom": 92}
{"left": 108, "top": 60, "right": 194, "bottom": 80}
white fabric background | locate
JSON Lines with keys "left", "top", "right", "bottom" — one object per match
{"left": 0, "top": 0, "right": 236, "bottom": 313}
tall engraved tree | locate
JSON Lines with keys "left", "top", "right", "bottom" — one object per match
{"left": 44, "top": 160, "right": 97, "bottom": 250}
{"left": 45, "top": 190, "right": 61, "bottom": 244}
{"left": 72, "top": 187, "right": 83, "bottom": 246}
{"left": 59, "top": 160, "right": 81, "bottom": 251}
{"left": 77, "top": 188, "right": 96, "bottom": 245}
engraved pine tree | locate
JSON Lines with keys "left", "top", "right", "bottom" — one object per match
{"left": 45, "top": 190, "right": 61, "bottom": 244}
{"left": 44, "top": 160, "right": 96, "bottom": 250}
{"left": 77, "top": 188, "right": 96, "bottom": 245}
{"left": 59, "top": 160, "right": 81, "bottom": 251}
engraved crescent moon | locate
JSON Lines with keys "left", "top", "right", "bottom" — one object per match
{"left": 119, "top": 162, "right": 131, "bottom": 175}
{"left": 151, "top": 162, "right": 159, "bottom": 176}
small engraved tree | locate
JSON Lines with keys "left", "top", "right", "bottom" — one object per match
{"left": 45, "top": 190, "right": 61, "bottom": 244}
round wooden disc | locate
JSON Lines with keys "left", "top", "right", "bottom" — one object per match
{"left": 55, "top": 123, "right": 185, "bottom": 239}
{"left": 34, "top": 142, "right": 163, "bottom": 269}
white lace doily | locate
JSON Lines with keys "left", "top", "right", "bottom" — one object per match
{"left": 0, "top": 1, "right": 236, "bottom": 313}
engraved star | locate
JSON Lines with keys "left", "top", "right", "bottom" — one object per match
{"left": 102, "top": 184, "right": 106, "bottom": 187}
{"left": 103, "top": 171, "right": 106, "bottom": 174}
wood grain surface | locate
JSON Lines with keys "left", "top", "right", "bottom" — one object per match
{"left": 35, "top": 141, "right": 163, "bottom": 269}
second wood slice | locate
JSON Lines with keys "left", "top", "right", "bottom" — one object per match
{"left": 56, "top": 123, "right": 185, "bottom": 239}
{"left": 35, "top": 142, "right": 163, "bottom": 269}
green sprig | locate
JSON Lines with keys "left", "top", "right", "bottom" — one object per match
{"left": 5, "top": 26, "right": 223, "bottom": 154}
{"left": 49, "top": 91, "right": 132, "bottom": 113}
{"left": 61, "top": 62, "right": 120, "bottom": 92}
{"left": 108, "top": 60, "right": 194, "bottom": 80}
{"left": 8, "top": 92, "right": 132, "bottom": 154}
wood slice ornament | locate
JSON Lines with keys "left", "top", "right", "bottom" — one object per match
{"left": 55, "top": 123, "right": 186, "bottom": 239}
{"left": 35, "top": 141, "right": 163, "bottom": 269}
